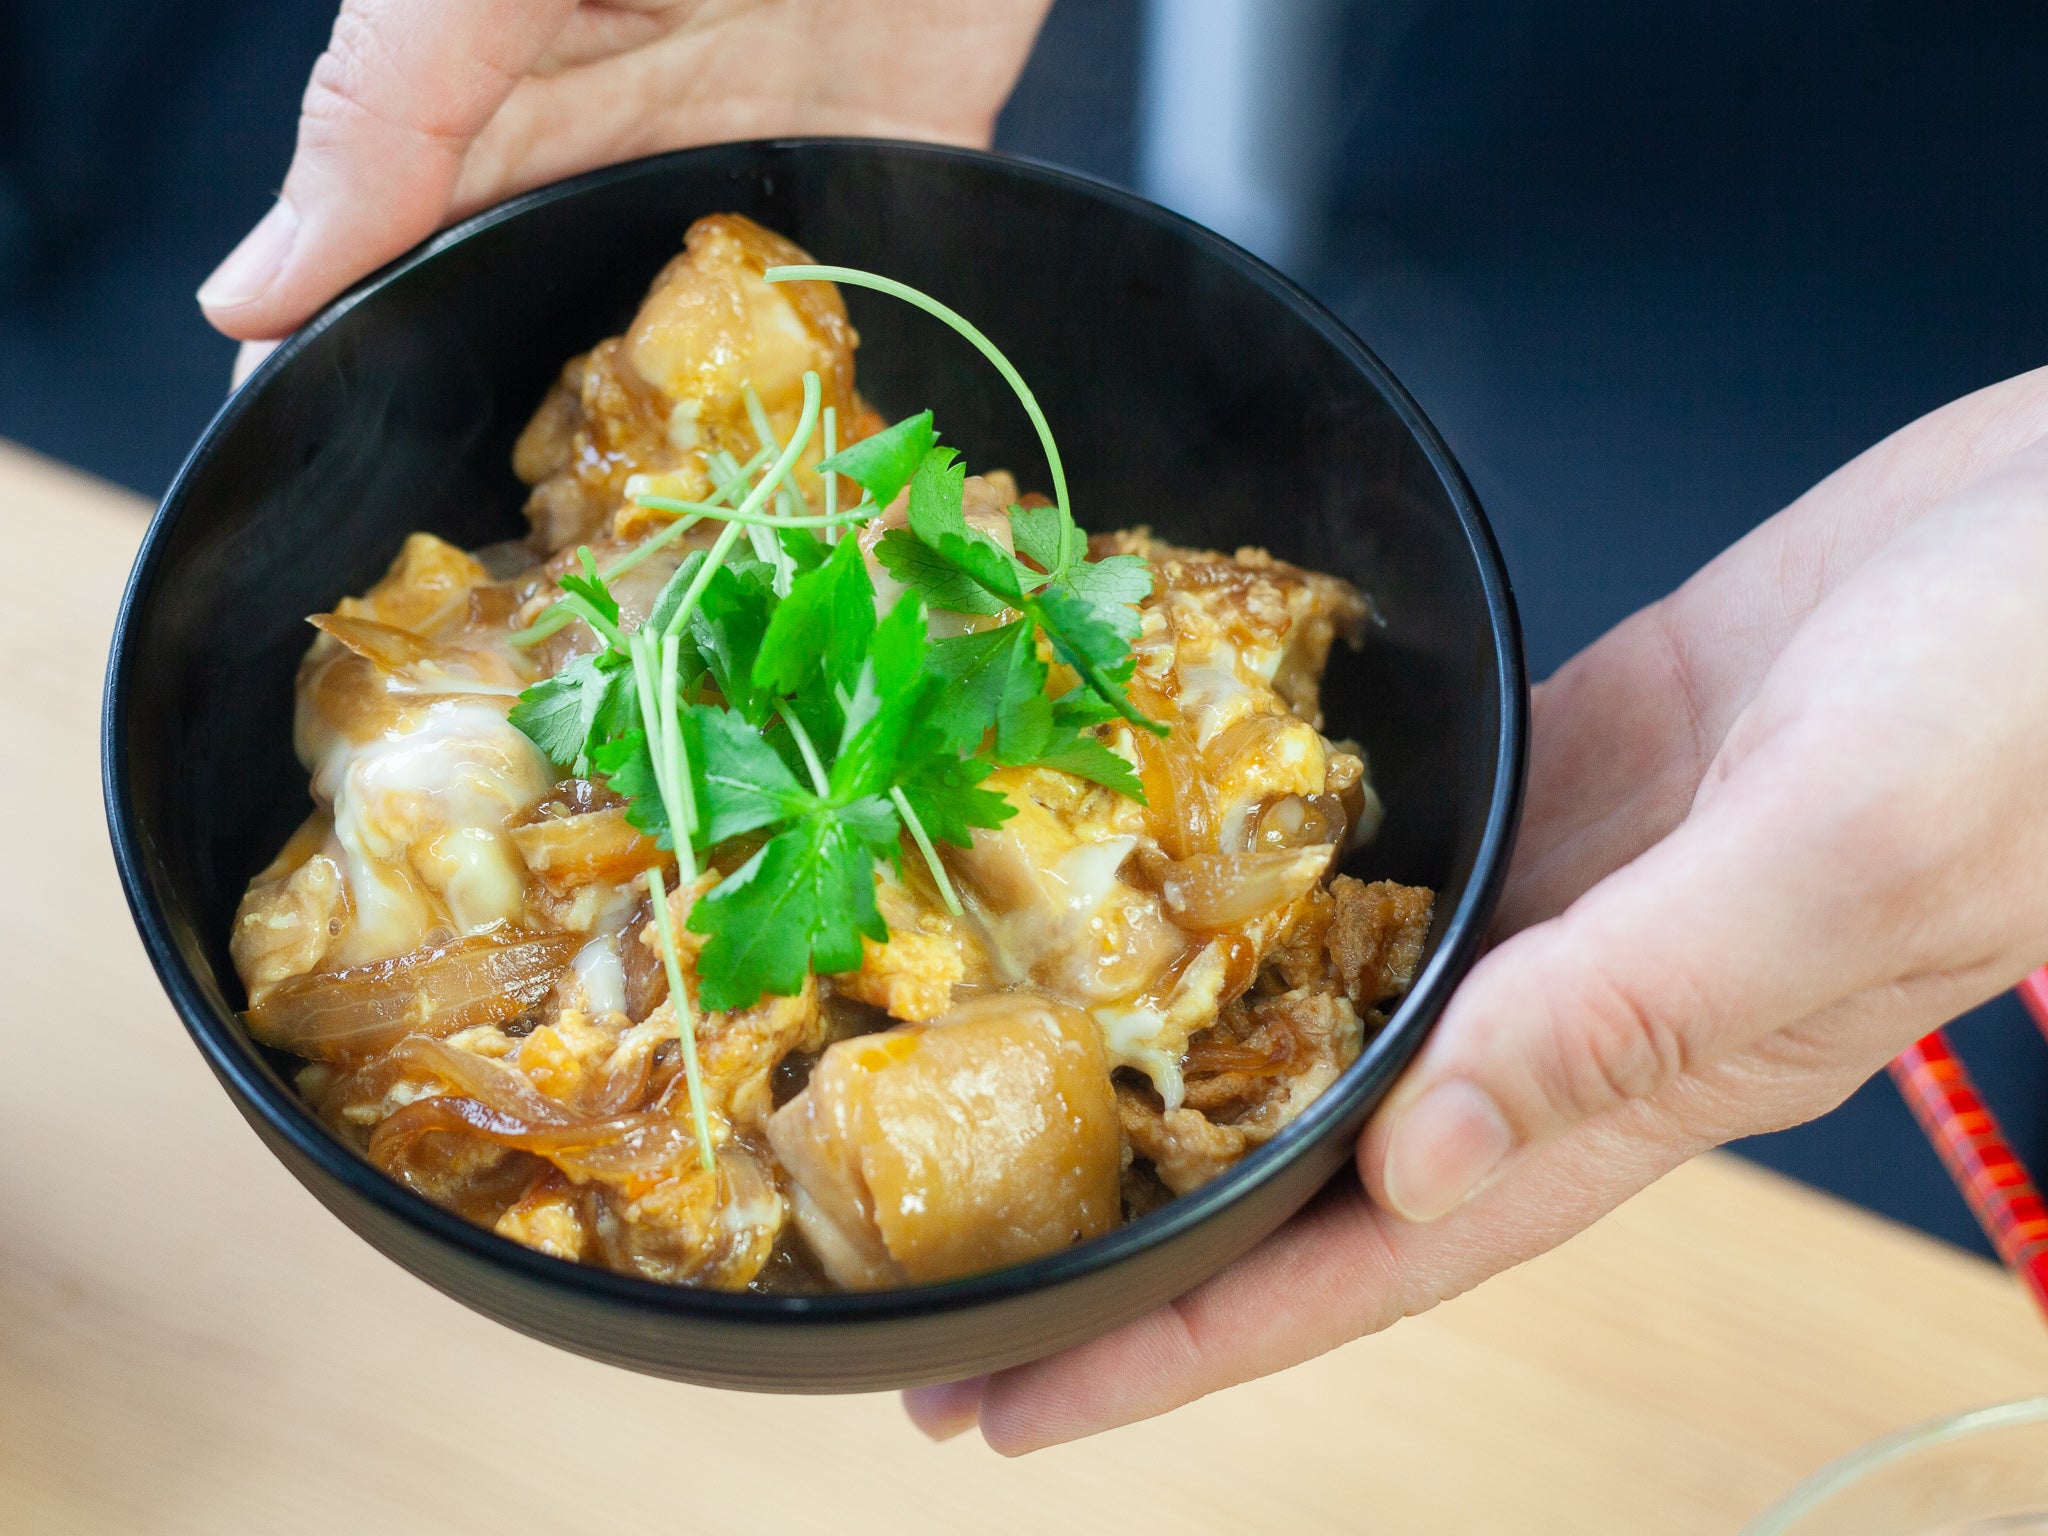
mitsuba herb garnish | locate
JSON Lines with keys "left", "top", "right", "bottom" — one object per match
{"left": 506, "top": 268, "right": 1162, "bottom": 1171}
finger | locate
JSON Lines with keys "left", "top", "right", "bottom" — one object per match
{"left": 230, "top": 340, "right": 280, "bottom": 390}
{"left": 1365, "top": 735, "right": 1896, "bottom": 1223}
{"left": 454, "top": 0, "right": 1053, "bottom": 213}
{"left": 198, "top": 0, "right": 576, "bottom": 341}
{"left": 902, "top": 1376, "right": 987, "bottom": 1441}
{"left": 976, "top": 1098, "right": 1711, "bottom": 1455}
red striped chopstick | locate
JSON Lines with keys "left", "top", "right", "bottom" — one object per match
{"left": 1889, "top": 1025, "right": 2048, "bottom": 1318}
{"left": 2020, "top": 966, "right": 2048, "bottom": 1044}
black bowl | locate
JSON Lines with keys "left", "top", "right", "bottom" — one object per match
{"left": 103, "top": 139, "right": 1525, "bottom": 1392}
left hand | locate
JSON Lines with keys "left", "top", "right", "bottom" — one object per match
{"left": 907, "top": 367, "right": 2048, "bottom": 1450}
{"left": 201, "top": 0, "right": 1052, "bottom": 379}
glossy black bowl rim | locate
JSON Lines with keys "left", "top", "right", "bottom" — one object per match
{"left": 103, "top": 137, "right": 1527, "bottom": 1329}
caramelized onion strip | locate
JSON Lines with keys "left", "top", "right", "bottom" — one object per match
{"left": 245, "top": 930, "right": 580, "bottom": 1062}
{"left": 1156, "top": 846, "right": 1336, "bottom": 932}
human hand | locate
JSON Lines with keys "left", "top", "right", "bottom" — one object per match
{"left": 908, "top": 367, "right": 2048, "bottom": 1450}
{"left": 199, "top": 0, "right": 1052, "bottom": 370}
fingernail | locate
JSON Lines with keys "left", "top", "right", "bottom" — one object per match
{"left": 198, "top": 198, "right": 299, "bottom": 310}
{"left": 1380, "top": 1079, "right": 1514, "bottom": 1222}
{"left": 903, "top": 1377, "right": 988, "bottom": 1442}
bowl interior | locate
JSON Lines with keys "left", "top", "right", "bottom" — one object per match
{"left": 106, "top": 140, "right": 1523, "bottom": 1365}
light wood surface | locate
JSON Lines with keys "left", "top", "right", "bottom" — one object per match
{"left": 4, "top": 439, "right": 2045, "bottom": 1535}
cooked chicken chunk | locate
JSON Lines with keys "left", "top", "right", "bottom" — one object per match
{"left": 512, "top": 213, "right": 879, "bottom": 553}
{"left": 766, "top": 993, "right": 1122, "bottom": 1288}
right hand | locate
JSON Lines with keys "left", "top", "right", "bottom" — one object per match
{"left": 199, "top": 0, "right": 1053, "bottom": 372}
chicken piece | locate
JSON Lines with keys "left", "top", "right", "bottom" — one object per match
{"left": 1181, "top": 987, "right": 1364, "bottom": 1141}
{"left": 329, "top": 532, "right": 494, "bottom": 641}
{"left": 513, "top": 213, "right": 874, "bottom": 553}
{"left": 1117, "top": 1084, "right": 1248, "bottom": 1195}
{"left": 231, "top": 811, "right": 349, "bottom": 1005}
{"left": 1326, "top": 875, "right": 1435, "bottom": 1011}
{"left": 766, "top": 993, "right": 1121, "bottom": 1288}
{"left": 1096, "top": 530, "right": 1370, "bottom": 731}
{"left": 951, "top": 767, "right": 1184, "bottom": 1007}
{"left": 495, "top": 1171, "right": 588, "bottom": 1262}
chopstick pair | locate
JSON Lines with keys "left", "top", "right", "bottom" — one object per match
{"left": 1887, "top": 965, "right": 2048, "bottom": 1318}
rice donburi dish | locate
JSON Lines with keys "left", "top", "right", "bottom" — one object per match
{"left": 231, "top": 214, "right": 1435, "bottom": 1293}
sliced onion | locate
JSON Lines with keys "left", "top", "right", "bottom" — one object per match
{"left": 308, "top": 613, "right": 443, "bottom": 669}
{"left": 246, "top": 929, "right": 580, "bottom": 1062}
{"left": 369, "top": 1097, "right": 696, "bottom": 1181}
{"left": 1156, "top": 846, "right": 1335, "bottom": 932}
{"left": 508, "top": 805, "right": 666, "bottom": 892}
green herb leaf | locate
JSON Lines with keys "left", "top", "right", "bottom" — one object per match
{"left": 1008, "top": 502, "right": 1087, "bottom": 578}
{"left": 1024, "top": 726, "right": 1146, "bottom": 801}
{"left": 753, "top": 532, "right": 875, "bottom": 698}
{"left": 558, "top": 547, "right": 621, "bottom": 631}
{"left": 590, "top": 731, "right": 674, "bottom": 849}
{"left": 814, "top": 409, "right": 934, "bottom": 508}
{"left": 897, "top": 753, "right": 1014, "bottom": 847}
{"left": 688, "top": 811, "right": 889, "bottom": 1010}
{"left": 831, "top": 592, "right": 929, "bottom": 801}
{"left": 778, "top": 525, "right": 830, "bottom": 574}
{"left": 1049, "top": 685, "right": 1123, "bottom": 729}
{"left": 685, "top": 704, "right": 815, "bottom": 845}
{"left": 903, "top": 448, "right": 1026, "bottom": 604}
{"left": 508, "top": 648, "right": 637, "bottom": 774}
{"left": 1052, "top": 553, "right": 1152, "bottom": 640}
{"left": 874, "top": 528, "right": 1009, "bottom": 615}
{"left": 686, "top": 562, "right": 775, "bottom": 726}
{"left": 643, "top": 549, "right": 707, "bottom": 637}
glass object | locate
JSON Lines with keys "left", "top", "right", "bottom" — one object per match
{"left": 1746, "top": 1399, "right": 2048, "bottom": 1535}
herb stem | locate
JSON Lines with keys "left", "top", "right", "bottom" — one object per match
{"left": 658, "top": 631, "right": 699, "bottom": 843}
{"left": 765, "top": 264, "right": 1070, "bottom": 525}
{"left": 510, "top": 446, "right": 780, "bottom": 650}
{"left": 557, "top": 592, "right": 623, "bottom": 650}
{"left": 822, "top": 405, "right": 839, "bottom": 542}
{"left": 779, "top": 706, "right": 831, "bottom": 798}
{"left": 646, "top": 867, "right": 715, "bottom": 1173}
{"left": 626, "top": 497, "right": 869, "bottom": 529}
{"left": 660, "top": 371, "right": 823, "bottom": 644}
{"left": 890, "top": 787, "right": 963, "bottom": 917}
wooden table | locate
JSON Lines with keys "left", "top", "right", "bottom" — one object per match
{"left": 4, "top": 439, "right": 2044, "bottom": 1535}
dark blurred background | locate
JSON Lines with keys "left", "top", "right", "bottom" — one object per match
{"left": 5, "top": 0, "right": 2044, "bottom": 1258}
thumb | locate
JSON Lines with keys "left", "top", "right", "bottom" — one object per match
{"left": 1360, "top": 756, "right": 1896, "bottom": 1223}
{"left": 199, "top": 0, "right": 576, "bottom": 340}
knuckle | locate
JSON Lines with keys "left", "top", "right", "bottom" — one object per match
{"left": 1532, "top": 945, "right": 1690, "bottom": 1127}
{"left": 303, "top": 8, "right": 383, "bottom": 127}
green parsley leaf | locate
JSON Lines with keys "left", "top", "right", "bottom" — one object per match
{"left": 896, "top": 752, "right": 1014, "bottom": 847}
{"left": 831, "top": 592, "right": 929, "bottom": 801}
{"left": 686, "top": 562, "right": 775, "bottom": 726}
{"left": 590, "top": 731, "right": 673, "bottom": 849}
{"left": 645, "top": 548, "right": 707, "bottom": 637}
{"left": 508, "top": 648, "right": 637, "bottom": 775}
{"left": 1025, "top": 726, "right": 1146, "bottom": 801}
{"left": 1049, "top": 685, "right": 1122, "bottom": 729}
{"left": 558, "top": 549, "right": 621, "bottom": 631}
{"left": 753, "top": 531, "right": 875, "bottom": 698}
{"left": 1052, "top": 553, "right": 1152, "bottom": 640}
{"left": 688, "top": 811, "right": 889, "bottom": 1010}
{"left": 904, "top": 447, "right": 1027, "bottom": 603}
{"left": 778, "top": 525, "right": 830, "bottom": 574}
{"left": 874, "top": 528, "right": 1009, "bottom": 615}
{"left": 924, "top": 618, "right": 1054, "bottom": 765}
{"left": 684, "top": 704, "right": 814, "bottom": 845}
{"left": 1008, "top": 502, "right": 1087, "bottom": 578}
{"left": 814, "top": 409, "right": 934, "bottom": 508}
